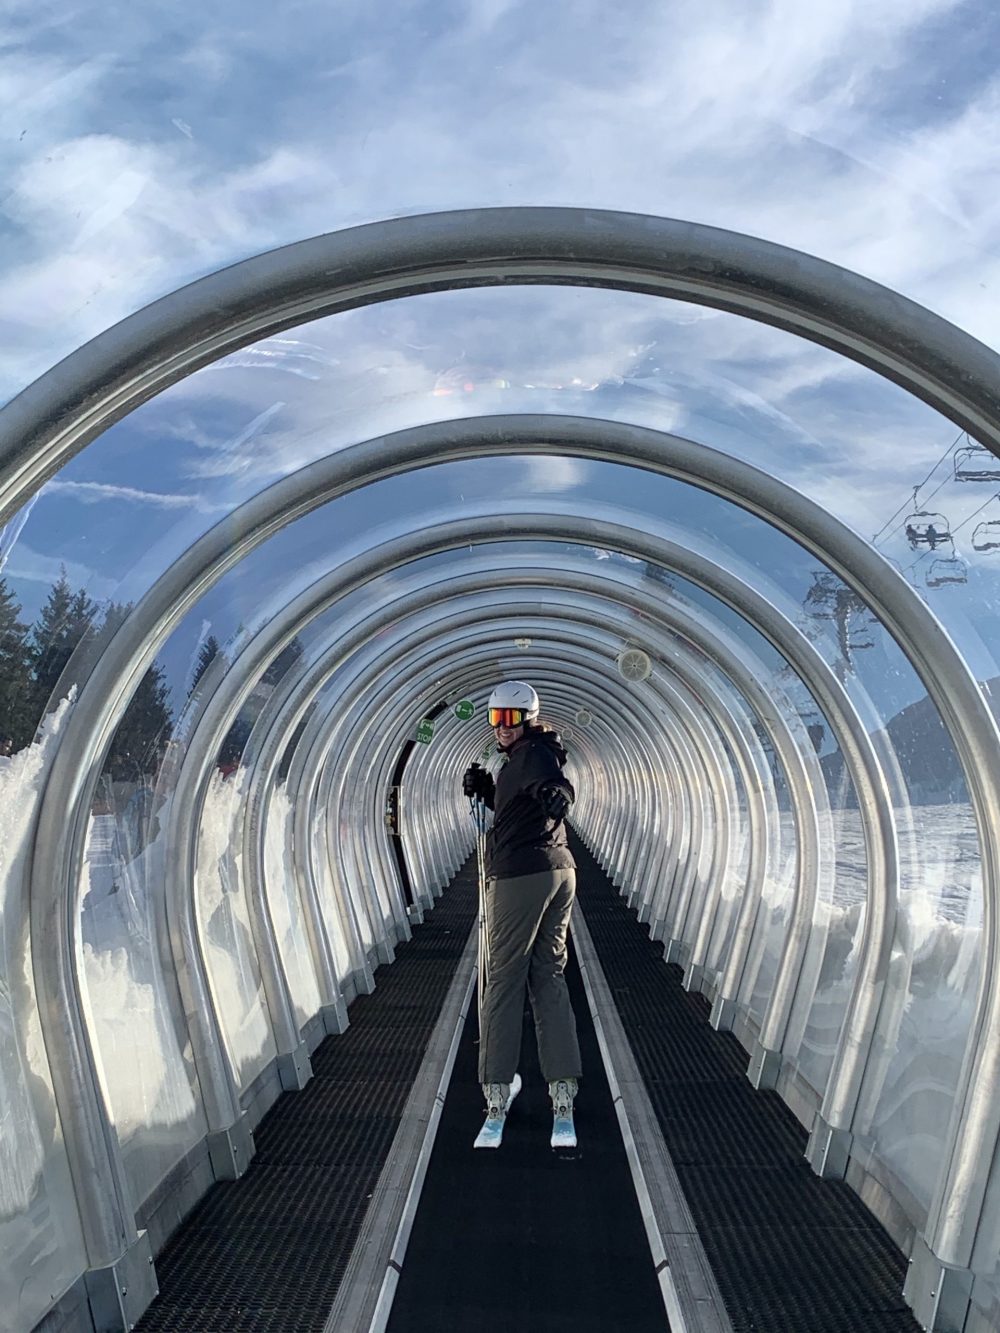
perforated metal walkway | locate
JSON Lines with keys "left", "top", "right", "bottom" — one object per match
{"left": 135, "top": 870, "right": 477, "bottom": 1332}
{"left": 134, "top": 844, "right": 921, "bottom": 1332}
{"left": 571, "top": 834, "right": 920, "bottom": 1333}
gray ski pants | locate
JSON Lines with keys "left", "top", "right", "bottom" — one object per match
{"left": 478, "top": 867, "right": 582, "bottom": 1084}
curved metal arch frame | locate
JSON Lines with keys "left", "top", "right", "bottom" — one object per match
{"left": 226, "top": 555, "right": 763, "bottom": 975}
{"left": 365, "top": 613, "right": 805, "bottom": 1093}
{"left": 0, "top": 206, "right": 995, "bottom": 1288}
{"left": 297, "top": 583, "right": 885, "bottom": 1221}
{"left": 34, "top": 504, "right": 898, "bottom": 1271}
{"left": 233, "top": 530, "right": 853, "bottom": 1093}
{"left": 343, "top": 645, "right": 675, "bottom": 919}
{"left": 27, "top": 416, "right": 993, "bottom": 1273}
{"left": 296, "top": 647, "right": 654, "bottom": 955}
{"left": 230, "top": 558, "right": 639, "bottom": 913}
{"left": 4, "top": 205, "right": 1000, "bottom": 530}
{"left": 300, "top": 635, "right": 678, "bottom": 954}
{"left": 225, "top": 552, "right": 816, "bottom": 1054}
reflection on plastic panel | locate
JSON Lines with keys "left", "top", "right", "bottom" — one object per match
{"left": 741, "top": 810, "right": 798, "bottom": 1026}
{"left": 262, "top": 785, "right": 322, "bottom": 1028}
{"left": 852, "top": 802, "right": 983, "bottom": 1222}
{"left": 316, "top": 795, "right": 378, "bottom": 957}
{"left": 79, "top": 768, "right": 209, "bottom": 1208}
{"left": 0, "top": 710, "right": 88, "bottom": 1329}
{"left": 195, "top": 769, "right": 276, "bottom": 1092}
{"left": 791, "top": 803, "right": 869, "bottom": 1098}
{"left": 706, "top": 803, "right": 751, "bottom": 978}
{"left": 272, "top": 781, "right": 352, "bottom": 984}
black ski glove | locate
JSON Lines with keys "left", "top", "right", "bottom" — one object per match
{"left": 462, "top": 764, "right": 487, "bottom": 798}
{"left": 538, "top": 785, "right": 570, "bottom": 821}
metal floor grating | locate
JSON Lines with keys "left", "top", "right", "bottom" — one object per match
{"left": 571, "top": 834, "right": 922, "bottom": 1333}
{"left": 135, "top": 870, "right": 476, "bottom": 1331}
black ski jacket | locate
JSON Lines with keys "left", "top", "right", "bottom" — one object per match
{"left": 482, "top": 727, "right": 576, "bottom": 880}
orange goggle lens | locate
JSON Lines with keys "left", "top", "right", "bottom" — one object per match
{"left": 489, "top": 707, "right": 525, "bottom": 728}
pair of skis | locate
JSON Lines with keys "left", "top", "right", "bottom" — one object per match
{"left": 472, "top": 1075, "right": 577, "bottom": 1150}
{"left": 469, "top": 793, "right": 576, "bottom": 1150}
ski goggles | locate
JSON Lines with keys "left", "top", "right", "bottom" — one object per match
{"left": 489, "top": 706, "right": 527, "bottom": 728}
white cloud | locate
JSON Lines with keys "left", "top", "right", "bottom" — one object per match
{"left": 0, "top": 0, "right": 998, "bottom": 669}
{"left": 42, "top": 478, "right": 229, "bottom": 512}
{"left": 0, "top": 0, "right": 993, "bottom": 417}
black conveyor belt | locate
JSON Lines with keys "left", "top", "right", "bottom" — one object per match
{"left": 386, "top": 916, "right": 668, "bottom": 1332}
{"left": 571, "top": 833, "right": 922, "bottom": 1333}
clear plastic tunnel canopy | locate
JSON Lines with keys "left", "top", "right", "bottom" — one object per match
{"left": 9, "top": 286, "right": 1000, "bottom": 718}
{"left": 6, "top": 4, "right": 1000, "bottom": 1331}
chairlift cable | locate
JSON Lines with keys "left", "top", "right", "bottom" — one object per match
{"left": 945, "top": 488, "right": 1000, "bottom": 537}
{"left": 877, "top": 468, "right": 959, "bottom": 548}
{"left": 871, "top": 429, "right": 966, "bottom": 544}
{"left": 902, "top": 546, "right": 938, "bottom": 577}
{"left": 903, "top": 489, "right": 1000, "bottom": 575}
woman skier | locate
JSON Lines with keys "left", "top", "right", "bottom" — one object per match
{"left": 462, "top": 679, "right": 582, "bottom": 1148}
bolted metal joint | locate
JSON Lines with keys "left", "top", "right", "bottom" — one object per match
{"left": 903, "top": 1235, "right": 974, "bottom": 1332}
{"left": 806, "top": 1115, "right": 852, "bottom": 1180}
{"left": 83, "top": 1231, "right": 158, "bottom": 1333}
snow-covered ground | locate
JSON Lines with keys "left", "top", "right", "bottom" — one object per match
{"left": 789, "top": 803, "right": 983, "bottom": 1218}
{"left": 0, "top": 706, "right": 88, "bottom": 1330}
{"left": 261, "top": 782, "right": 322, "bottom": 1026}
{"left": 195, "top": 767, "right": 277, "bottom": 1089}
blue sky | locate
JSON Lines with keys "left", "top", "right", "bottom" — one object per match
{"left": 2, "top": 0, "right": 1000, "bottom": 719}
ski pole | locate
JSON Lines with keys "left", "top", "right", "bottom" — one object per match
{"left": 471, "top": 794, "right": 489, "bottom": 1033}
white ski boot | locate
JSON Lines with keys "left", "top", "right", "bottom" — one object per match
{"left": 474, "top": 1073, "right": 522, "bottom": 1148}
{"left": 549, "top": 1077, "right": 578, "bottom": 1148}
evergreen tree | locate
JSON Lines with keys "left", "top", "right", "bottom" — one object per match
{"left": 27, "top": 571, "right": 99, "bottom": 722}
{"left": 107, "top": 659, "right": 173, "bottom": 782}
{"left": 262, "top": 635, "right": 303, "bottom": 686}
{"left": 218, "top": 711, "right": 253, "bottom": 771}
{"left": 191, "top": 634, "right": 222, "bottom": 691}
{"left": 0, "top": 577, "right": 32, "bottom": 750}
{"left": 93, "top": 601, "right": 174, "bottom": 781}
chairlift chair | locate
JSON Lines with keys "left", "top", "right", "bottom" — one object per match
{"left": 925, "top": 556, "right": 968, "bottom": 589}
{"left": 953, "top": 444, "right": 1000, "bottom": 483}
{"left": 903, "top": 510, "right": 953, "bottom": 550}
{"left": 972, "top": 521, "right": 1000, "bottom": 553}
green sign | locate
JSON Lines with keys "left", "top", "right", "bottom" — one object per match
{"left": 454, "top": 699, "right": 475, "bottom": 721}
{"left": 414, "top": 718, "right": 435, "bottom": 744}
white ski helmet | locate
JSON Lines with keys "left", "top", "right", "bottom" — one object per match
{"left": 487, "top": 679, "right": 540, "bottom": 723}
